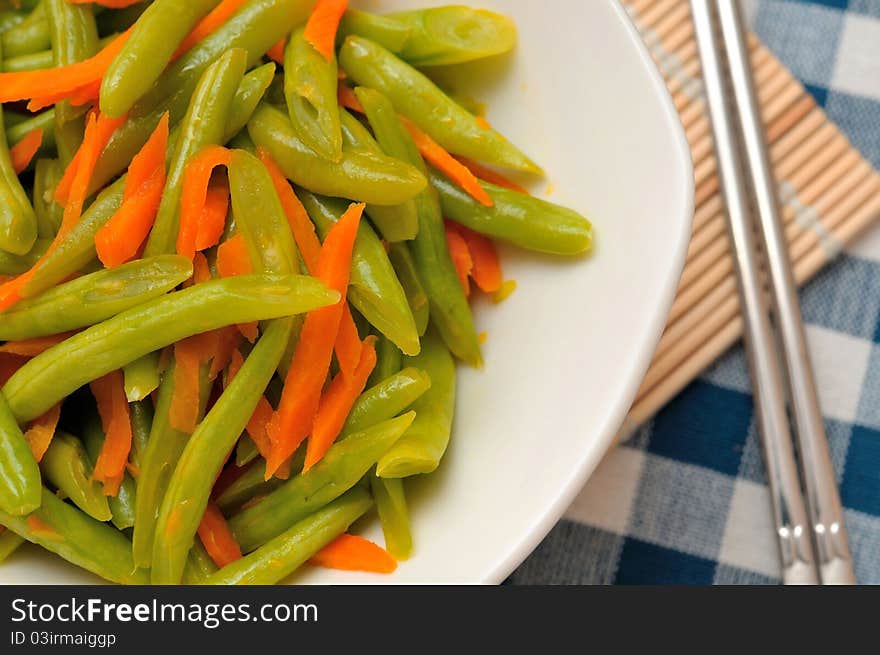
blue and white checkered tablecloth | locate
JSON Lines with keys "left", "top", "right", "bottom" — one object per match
{"left": 510, "top": 0, "right": 880, "bottom": 585}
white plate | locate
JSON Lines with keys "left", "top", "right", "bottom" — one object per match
{"left": 0, "top": 0, "right": 693, "bottom": 584}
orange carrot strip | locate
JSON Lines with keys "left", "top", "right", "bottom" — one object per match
{"left": 267, "top": 38, "right": 286, "bottom": 64}
{"left": 455, "top": 156, "right": 529, "bottom": 194}
{"left": 226, "top": 350, "right": 274, "bottom": 459}
{"left": 310, "top": 533, "right": 397, "bottom": 573}
{"left": 0, "top": 28, "right": 132, "bottom": 105}
{"left": 95, "top": 168, "right": 165, "bottom": 268}
{"left": 192, "top": 251, "right": 212, "bottom": 285}
{"left": 175, "top": 0, "right": 249, "bottom": 57}
{"left": 401, "top": 118, "right": 493, "bottom": 207}
{"left": 444, "top": 223, "right": 473, "bottom": 296}
{"left": 216, "top": 234, "right": 253, "bottom": 278}
{"left": 304, "top": 0, "right": 348, "bottom": 62}
{"left": 304, "top": 335, "right": 376, "bottom": 471}
{"left": 125, "top": 112, "right": 169, "bottom": 200}
{"left": 335, "top": 303, "right": 361, "bottom": 376}
{"left": 177, "top": 146, "right": 232, "bottom": 260}
{"left": 337, "top": 83, "right": 363, "bottom": 114}
{"left": 10, "top": 128, "right": 43, "bottom": 174}
{"left": 0, "top": 332, "right": 76, "bottom": 356}
{"left": 23, "top": 403, "right": 61, "bottom": 463}
{"left": 89, "top": 370, "right": 132, "bottom": 496}
{"left": 170, "top": 337, "right": 203, "bottom": 434}
{"left": 209, "top": 327, "right": 242, "bottom": 380}
{"left": 194, "top": 177, "right": 229, "bottom": 252}
{"left": 449, "top": 221, "right": 503, "bottom": 294}
{"left": 0, "top": 354, "right": 26, "bottom": 386}
{"left": 197, "top": 502, "right": 242, "bottom": 567}
{"left": 265, "top": 203, "right": 364, "bottom": 477}
{"left": 29, "top": 78, "right": 101, "bottom": 112}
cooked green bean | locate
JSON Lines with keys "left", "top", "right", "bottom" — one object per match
{"left": 340, "top": 36, "right": 540, "bottom": 174}
{"left": 7, "top": 108, "right": 56, "bottom": 148}
{"left": 1, "top": 13, "right": 49, "bottom": 58}
{"left": 0, "top": 10, "right": 26, "bottom": 36}
{"left": 230, "top": 412, "right": 415, "bottom": 552}
{"left": 3, "top": 46, "right": 49, "bottom": 70}
{"left": 377, "top": 331, "right": 454, "bottom": 478}
{"left": 215, "top": 462, "right": 284, "bottom": 513}
{"left": 152, "top": 318, "right": 292, "bottom": 584}
{"left": 32, "top": 158, "right": 62, "bottom": 239}
{"left": 0, "top": 392, "right": 40, "bottom": 516}
{"left": 299, "top": 190, "right": 420, "bottom": 356}
{"left": 284, "top": 26, "right": 342, "bottom": 161}
{"left": 123, "top": 352, "right": 161, "bottom": 403}
{"left": 223, "top": 61, "right": 276, "bottom": 143}
{"left": 3, "top": 274, "right": 340, "bottom": 423}
{"left": 0, "top": 255, "right": 193, "bottom": 341}
{"left": 370, "top": 474, "right": 411, "bottom": 560}
{"left": 128, "top": 398, "right": 152, "bottom": 470}
{"left": 0, "top": 527, "right": 24, "bottom": 562}
{"left": 132, "top": 360, "right": 211, "bottom": 569}
{"left": 338, "top": 9, "right": 410, "bottom": 53}
{"left": 92, "top": 0, "right": 316, "bottom": 193}
{"left": 206, "top": 487, "right": 372, "bottom": 585}
{"left": 342, "top": 367, "right": 431, "bottom": 438}
{"left": 183, "top": 540, "right": 219, "bottom": 584}
{"left": 144, "top": 47, "right": 246, "bottom": 256}
{"left": 0, "top": 488, "right": 148, "bottom": 584}
{"left": 234, "top": 436, "right": 260, "bottom": 468}
{"left": 100, "top": 0, "right": 221, "bottom": 118}
{"left": 248, "top": 103, "right": 426, "bottom": 206}
{"left": 81, "top": 413, "right": 136, "bottom": 531}
{"left": 0, "top": 236, "right": 47, "bottom": 275}
{"left": 431, "top": 169, "right": 593, "bottom": 256}
{"left": 41, "top": 432, "right": 112, "bottom": 523}
{"left": 388, "top": 242, "right": 430, "bottom": 337}
{"left": 45, "top": 0, "right": 98, "bottom": 165}
{"left": 370, "top": 335, "right": 402, "bottom": 387}
{"left": 339, "top": 109, "right": 418, "bottom": 242}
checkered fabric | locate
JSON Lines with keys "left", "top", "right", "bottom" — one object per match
{"left": 510, "top": 0, "right": 880, "bottom": 585}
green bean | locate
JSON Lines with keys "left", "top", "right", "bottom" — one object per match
{"left": 0, "top": 392, "right": 40, "bottom": 516}
{"left": 3, "top": 274, "right": 340, "bottom": 423}
{"left": 128, "top": 399, "right": 152, "bottom": 470}
{"left": 234, "top": 436, "right": 260, "bottom": 468}
{"left": 215, "top": 462, "right": 284, "bottom": 513}
{"left": 8, "top": 109, "right": 56, "bottom": 149}
{"left": 339, "top": 109, "right": 418, "bottom": 242}
{"left": 431, "top": 170, "right": 593, "bottom": 256}
{"left": 248, "top": 103, "right": 426, "bottom": 206}
{"left": 81, "top": 412, "right": 136, "bottom": 531}
{"left": 152, "top": 318, "right": 292, "bottom": 584}
{"left": 1, "top": 14, "right": 49, "bottom": 58}
{"left": 340, "top": 36, "right": 540, "bottom": 174}
{"left": 123, "top": 352, "right": 161, "bottom": 403}
{"left": 132, "top": 360, "right": 211, "bottom": 568}
{"left": 338, "top": 9, "right": 410, "bottom": 53}
{"left": 100, "top": 0, "right": 220, "bottom": 118}
{"left": 0, "top": 255, "right": 193, "bottom": 341}
{"left": 32, "top": 158, "right": 62, "bottom": 238}
{"left": 284, "top": 26, "right": 341, "bottom": 161}
{"left": 22, "top": 175, "right": 125, "bottom": 298}
{"left": 223, "top": 61, "right": 276, "bottom": 143}
{"left": 45, "top": 0, "right": 99, "bottom": 166}
{"left": 342, "top": 367, "right": 431, "bottom": 438}
{"left": 0, "top": 488, "right": 148, "bottom": 584}
{"left": 41, "top": 431, "right": 111, "bottom": 523}
{"left": 0, "top": 43, "right": 37, "bottom": 256}
{"left": 144, "top": 47, "right": 246, "bottom": 257}
{"left": 370, "top": 474, "right": 411, "bottom": 560}
{"left": 3, "top": 45, "right": 49, "bottom": 70}
{"left": 230, "top": 412, "right": 414, "bottom": 552}
{"left": 0, "top": 527, "right": 24, "bottom": 562}
{"left": 377, "top": 331, "right": 454, "bottom": 478}
{"left": 388, "top": 243, "right": 429, "bottom": 337}
{"left": 183, "top": 540, "right": 218, "bottom": 584}
{"left": 207, "top": 487, "right": 372, "bottom": 585}
{"left": 370, "top": 335, "right": 402, "bottom": 387}
{"left": 0, "top": 10, "right": 26, "bottom": 36}
{"left": 0, "top": 236, "right": 47, "bottom": 275}
{"left": 298, "top": 190, "right": 419, "bottom": 356}
{"left": 92, "top": 0, "right": 316, "bottom": 193}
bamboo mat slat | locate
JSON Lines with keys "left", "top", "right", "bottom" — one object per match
{"left": 618, "top": 0, "right": 880, "bottom": 438}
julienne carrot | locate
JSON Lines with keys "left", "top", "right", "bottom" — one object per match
{"left": 265, "top": 202, "right": 365, "bottom": 477}
{"left": 194, "top": 178, "right": 230, "bottom": 252}
{"left": 455, "top": 156, "right": 530, "bottom": 195}
{"left": 217, "top": 234, "right": 253, "bottom": 278}
{"left": 444, "top": 223, "right": 473, "bottom": 296}
{"left": 0, "top": 332, "right": 78, "bottom": 357}
{"left": 175, "top": 0, "right": 250, "bottom": 58}
{"left": 170, "top": 336, "right": 204, "bottom": 434}
{"left": 96, "top": 115, "right": 170, "bottom": 268}
{"left": 304, "top": 0, "right": 349, "bottom": 62}
{"left": 89, "top": 370, "right": 132, "bottom": 496}
{"left": 23, "top": 403, "right": 62, "bottom": 463}
{"left": 257, "top": 148, "right": 361, "bottom": 373}
{"left": 197, "top": 502, "right": 243, "bottom": 568}
{"left": 226, "top": 350, "right": 274, "bottom": 460}
{"left": 192, "top": 252, "right": 212, "bottom": 285}
{"left": 447, "top": 221, "right": 503, "bottom": 294}
{"left": 209, "top": 327, "right": 243, "bottom": 381}
{"left": 310, "top": 533, "right": 397, "bottom": 574}
{"left": 10, "top": 128, "right": 44, "bottom": 175}
{"left": 177, "top": 146, "right": 233, "bottom": 260}
{"left": 337, "top": 84, "right": 364, "bottom": 115}
{"left": 304, "top": 335, "right": 377, "bottom": 471}
{"left": 267, "top": 38, "right": 286, "bottom": 65}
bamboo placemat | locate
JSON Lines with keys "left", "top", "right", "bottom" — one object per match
{"left": 619, "top": 0, "right": 880, "bottom": 435}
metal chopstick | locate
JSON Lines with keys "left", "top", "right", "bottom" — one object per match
{"left": 690, "top": 0, "right": 820, "bottom": 584}
{"left": 713, "top": 0, "right": 856, "bottom": 585}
